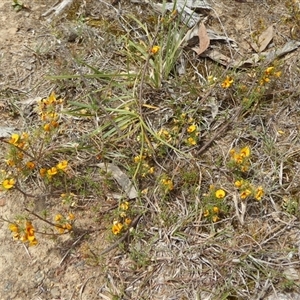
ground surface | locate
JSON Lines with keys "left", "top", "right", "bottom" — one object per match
{"left": 1, "top": 0, "right": 300, "bottom": 299}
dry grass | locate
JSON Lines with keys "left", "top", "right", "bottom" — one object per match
{"left": 2, "top": 0, "right": 300, "bottom": 299}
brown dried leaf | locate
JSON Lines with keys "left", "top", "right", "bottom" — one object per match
{"left": 192, "top": 22, "right": 210, "bottom": 55}
{"left": 252, "top": 25, "right": 274, "bottom": 53}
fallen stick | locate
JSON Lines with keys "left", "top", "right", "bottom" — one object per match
{"left": 42, "top": 0, "right": 74, "bottom": 21}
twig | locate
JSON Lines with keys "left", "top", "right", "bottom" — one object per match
{"left": 59, "top": 233, "right": 88, "bottom": 265}
{"left": 25, "top": 207, "right": 64, "bottom": 229}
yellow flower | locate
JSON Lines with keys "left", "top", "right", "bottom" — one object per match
{"left": 215, "top": 189, "right": 226, "bottom": 199}
{"left": 57, "top": 160, "right": 68, "bottom": 171}
{"left": 50, "top": 120, "right": 59, "bottom": 128}
{"left": 260, "top": 77, "right": 270, "bottom": 85}
{"left": 150, "top": 45, "right": 160, "bottom": 55}
{"left": 55, "top": 225, "right": 65, "bottom": 234}
{"left": 187, "top": 137, "right": 197, "bottom": 146}
{"left": 47, "top": 91, "right": 57, "bottom": 104}
{"left": 120, "top": 211, "right": 127, "bottom": 218}
{"left": 43, "top": 123, "right": 51, "bottom": 131}
{"left": 234, "top": 180, "right": 243, "bottom": 188}
{"left": 233, "top": 154, "right": 243, "bottom": 164}
{"left": 6, "top": 159, "right": 15, "bottom": 167}
{"left": 9, "top": 223, "right": 19, "bottom": 233}
{"left": 241, "top": 164, "right": 249, "bottom": 172}
{"left": 274, "top": 71, "right": 281, "bottom": 77}
{"left": 26, "top": 161, "right": 35, "bottom": 170}
{"left": 255, "top": 186, "right": 264, "bottom": 201}
{"left": 240, "top": 146, "right": 250, "bottom": 158}
{"left": 203, "top": 209, "right": 210, "bottom": 217}
{"left": 68, "top": 212, "right": 75, "bottom": 220}
{"left": 47, "top": 167, "right": 58, "bottom": 177}
{"left": 29, "top": 238, "right": 38, "bottom": 246}
{"left": 212, "top": 215, "right": 220, "bottom": 222}
{"left": 9, "top": 133, "right": 20, "bottom": 146}
{"left": 54, "top": 214, "right": 63, "bottom": 222}
{"left": 148, "top": 167, "right": 155, "bottom": 174}
{"left": 120, "top": 201, "right": 129, "bottom": 211}
{"left": 240, "top": 189, "right": 252, "bottom": 199}
{"left": 221, "top": 76, "right": 234, "bottom": 88}
{"left": 48, "top": 112, "right": 58, "bottom": 120}
{"left": 112, "top": 221, "right": 123, "bottom": 235}
{"left": 125, "top": 218, "right": 132, "bottom": 226}
{"left": 213, "top": 206, "right": 220, "bottom": 214}
{"left": 2, "top": 178, "right": 15, "bottom": 189}
{"left": 134, "top": 155, "right": 142, "bottom": 163}
{"left": 229, "top": 149, "right": 235, "bottom": 157}
{"left": 64, "top": 223, "right": 72, "bottom": 231}
{"left": 187, "top": 124, "right": 196, "bottom": 133}
{"left": 161, "top": 178, "right": 174, "bottom": 191}
{"left": 265, "top": 66, "right": 274, "bottom": 75}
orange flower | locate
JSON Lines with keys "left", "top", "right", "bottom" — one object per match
{"left": 39, "top": 168, "right": 47, "bottom": 177}
{"left": 26, "top": 161, "right": 35, "bottom": 170}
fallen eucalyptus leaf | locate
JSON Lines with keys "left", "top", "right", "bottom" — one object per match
{"left": 96, "top": 163, "right": 138, "bottom": 199}
{"left": 192, "top": 22, "right": 210, "bottom": 55}
{"left": 251, "top": 25, "right": 274, "bottom": 52}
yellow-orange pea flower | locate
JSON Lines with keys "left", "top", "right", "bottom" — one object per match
{"left": 6, "top": 159, "right": 15, "bottom": 167}
{"left": 9, "top": 223, "right": 19, "bottom": 233}
{"left": 26, "top": 161, "right": 35, "bottom": 170}
{"left": 47, "top": 167, "right": 58, "bottom": 176}
{"left": 150, "top": 45, "right": 160, "bottom": 55}
{"left": 240, "top": 189, "right": 252, "bottom": 199}
{"left": 240, "top": 146, "right": 250, "bottom": 158}
{"left": 57, "top": 160, "right": 68, "bottom": 171}
{"left": 187, "top": 137, "right": 197, "bottom": 146}
{"left": 215, "top": 189, "right": 226, "bottom": 199}
{"left": 40, "top": 168, "right": 47, "bottom": 177}
{"left": 43, "top": 123, "right": 51, "bottom": 131}
{"left": 120, "top": 201, "right": 129, "bottom": 211}
{"left": 212, "top": 215, "right": 220, "bottom": 222}
{"left": 213, "top": 206, "right": 220, "bottom": 214}
{"left": 187, "top": 124, "right": 197, "bottom": 133}
{"left": 161, "top": 178, "right": 174, "bottom": 191}
{"left": 234, "top": 180, "right": 243, "bottom": 188}
{"left": 255, "top": 186, "right": 264, "bottom": 201}
{"left": 54, "top": 214, "right": 63, "bottom": 222}
{"left": 64, "top": 223, "right": 72, "bottom": 231}
{"left": 2, "top": 178, "right": 15, "bottom": 190}
{"left": 204, "top": 209, "right": 210, "bottom": 217}
{"left": 9, "top": 133, "right": 20, "bottom": 146}
{"left": 68, "top": 212, "right": 75, "bottom": 220}
{"left": 221, "top": 76, "right": 233, "bottom": 89}
{"left": 125, "top": 218, "right": 132, "bottom": 226}
{"left": 112, "top": 221, "right": 123, "bottom": 235}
